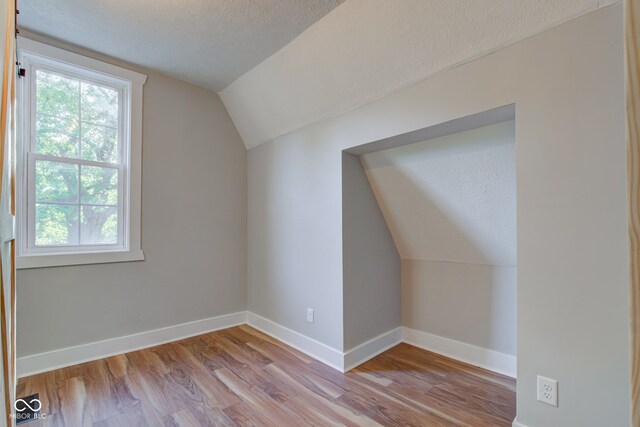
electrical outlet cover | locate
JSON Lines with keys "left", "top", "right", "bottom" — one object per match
{"left": 537, "top": 375, "right": 558, "bottom": 407}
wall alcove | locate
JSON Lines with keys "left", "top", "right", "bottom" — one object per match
{"left": 342, "top": 105, "right": 517, "bottom": 377}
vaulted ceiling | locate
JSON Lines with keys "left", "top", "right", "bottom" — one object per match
{"left": 17, "top": 0, "right": 343, "bottom": 91}
{"left": 19, "top": 0, "right": 618, "bottom": 149}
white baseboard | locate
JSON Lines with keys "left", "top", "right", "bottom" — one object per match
{"left": 17, "top": 313, "right": 516, "bottom": 381}
{"left": 17, "top": 311, "right": 248, "bottom": 378}
{"left": 402, "top": 327, "right": 516, "bottom": 378}
{"left": 512, "top": 417, "right": 527, "bottom": 427}
{"left": 343, "top": 327, "right": 402, "bottom": 372}
{"left": 246, "top": 312, "right": 345, "bottom": 371}
{"left": 246, "top": 314, "right": 402, "bottom": 373}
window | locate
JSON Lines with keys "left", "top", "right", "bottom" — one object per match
{"left": 16, "top": 38, "right": 146, "bottom": 268}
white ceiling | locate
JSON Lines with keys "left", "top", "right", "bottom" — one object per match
{"left": 221, "top": 0, "right": 618, "bottom": 149}
{"left": 17, "top": 0, "right": 343, "bottom": 91}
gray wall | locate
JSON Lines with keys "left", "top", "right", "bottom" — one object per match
{"left": 402, "top": 260, "right": 516, "bottom": 355}
{"left": 16, "top": 35, "right": 247, "bottom": 357}
{"left": 342, "top": 153, "right": 400, "bottom": 351}
{"left": 247, "top": 134, "right": 344, "bottom": 350}
{"left": 361, "top": 121, "right": 516, "bottom": 356}
{"left": 247, "top": 6, "right": 629, "bottom": 425}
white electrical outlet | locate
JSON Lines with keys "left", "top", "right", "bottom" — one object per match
{"left": 306, "top": 308, "right": 314, "bottom": 323}
{"left": 537, "top": 375, "right": 558, "bottom": 407}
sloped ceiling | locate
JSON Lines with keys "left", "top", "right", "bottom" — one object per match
{"left": 220, "top": 0, "right": 619, "bottom": 149}
{"left": 361, "top": 121, "right": 516, "bottom": 267}
{"left": 18, "top": 0, "right": 343, "bottom": 91}
{"left": 19, "top": 0, "right": 619, "bottom": 149}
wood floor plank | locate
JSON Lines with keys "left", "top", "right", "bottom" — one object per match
{"left": 336, "top": 389, "right": 458, "bottom": 427}
{"left": 223, "top": 400, "right": 284, "bottom": 427}
{"left": 380, "top": 348, "right": 516, "bottom": 408}
{"left": 92, "top": 404, "right": 148, "bottom": 427}
{"left": 355, "top": 370, "right": 394, "bottom": 387}
{"left": 58, "top": 376, "right": 93, "bottom": 427}
{"left": 283, "top": 393, "right": 382, "bottom": 427}
{"left": 125, "top": 369, "right": 181, "bottom": 418}
{"left": 18, "top": 326, "right": 516, "bottom": 426}
{"left": 357, "top": 352, "right": 514, "bottom": 423}
{"left": 109, "top": 377, "right": 138, "bottom": 413}
{"left": 152, "top": 342, "right": 242, "bottom": 409}
{"left": 162, "top": 405, "right": 236, "bottom": 427}
{"left": 263, "top": 361, "right": 347, "bottom": 401}
{"left": 392, "top": 343, "right": 515, "bottom": 391}
{"left": 214, "top": 367, "right": 310, "bottom": 426}
{"left": 194, "top": 342, "right": 297, "bottom": 404}
{"left": 125, "top": 348, "right": 169, "bottom": 376}
{"left": 261, "top": 363, "right": 384, "bottom": 426}
{"left": 217, "top": 329, "right": 274, "bottom": 368}
{"left": 162, "top": 409, "right": 211, "bottom": 427}
{"left": 237, "top": 325, "right": 315, "bottom": 364}
{"left": 20, "top": 369, "right": 70, "bottom": 419}
{"left": 82, "top": 360, "right": 121, "bottom": 422}
{"left": 104, "top": 354, "right": 129, "bottom": 379}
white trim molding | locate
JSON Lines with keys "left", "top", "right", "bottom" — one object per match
{"left": 245, "top": 314, "right": 404, "bottom": 373}
{"left": 16, "top": 36, "right": 146, "bottom": 269}
{"left": 17, "top": 314, "right": 517, "bottom": 380}
{"left": 17, "top": 311, "right": 247, "bottom": 377}
{"left": 246, "top": 312, "right": 345, "bottom": 371}
{"left": 512, "top": 417, "right": 527, "bottom": 427}
{"left": 402, "top": 327, "right": 517, "bottom": 378}
{"left": 343, "top": 327, "right": 403, "bottom": 372}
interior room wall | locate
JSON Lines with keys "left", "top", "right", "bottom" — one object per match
{"left": 16, "top": 35, "right": 248, "bottom": 358}
{"left": 247, "top": 5, "right": 628, "bottom": 426}
{"left": 342, "top": 153, "right": 400, "bottom": 351}
{"left": 360, "top": 121, "right": 516, "bottom": 356}
{"left": 247, "top": 132, "right": 344, "bottom": 350}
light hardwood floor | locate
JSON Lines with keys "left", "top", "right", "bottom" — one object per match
{"left": 17, "top": 325, "right": 516, "bottom": 426}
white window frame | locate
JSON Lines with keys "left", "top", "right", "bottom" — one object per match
{"left": 16, "top": 38, "right": 146, "bottom": 269}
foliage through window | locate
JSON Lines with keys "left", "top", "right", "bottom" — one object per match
{"left": 17, "top": 39, "right": 146, "bottom": 268}
{"left": 34, "top": 69, "right": 121, "bottom": 246}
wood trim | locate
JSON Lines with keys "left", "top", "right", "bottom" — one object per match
{"left": 627, "top": 1, "right": 640, "bottom": 425}
{"left": 0, "top": 0, "right": 16, "bottom": 423}
{"left": 0, "top": 264, "right": 11, "bottom": 426}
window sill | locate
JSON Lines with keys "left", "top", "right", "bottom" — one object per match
{"left": 16, "top": 249, "right": 145, "bottom": 269}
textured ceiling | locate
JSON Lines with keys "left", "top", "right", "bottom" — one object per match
{"left": 18, "top": 0, "right": 343, "bottom": 91}
{"left": 221, "top": 0, "right": 619, "bottom": 149}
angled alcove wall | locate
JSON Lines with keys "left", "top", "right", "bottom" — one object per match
{"left": 342, "top": 105, "right": 516, "bottom": 356}
{"left": 342, "top": 152, "right": 401, "bottom": 351}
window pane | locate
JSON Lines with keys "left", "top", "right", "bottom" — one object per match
{"left": 81, "top": 206, "right": 118, "bottom": 244}
{"left": 81, "top": 124, "right": 118, "bottom": 163}
{"left": 36, "top": 113, "right": 79, "bottom": 157}
{"left": 80, "top": 166, "right": 118, "bottom": 205}
{"left": 35, "top": 203, "right": 79, "bottom": 246}
{"left": 35, "top": 160, "right": 79, "bottom": 203}
{"left": 36, "top": 70, "right": 79, "bottom": 119}
{"left": 35, "top": 70, "right": 80, "bottom": 157}
{"left": 81, "top": 82, "right": 118, "bottom": 127}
